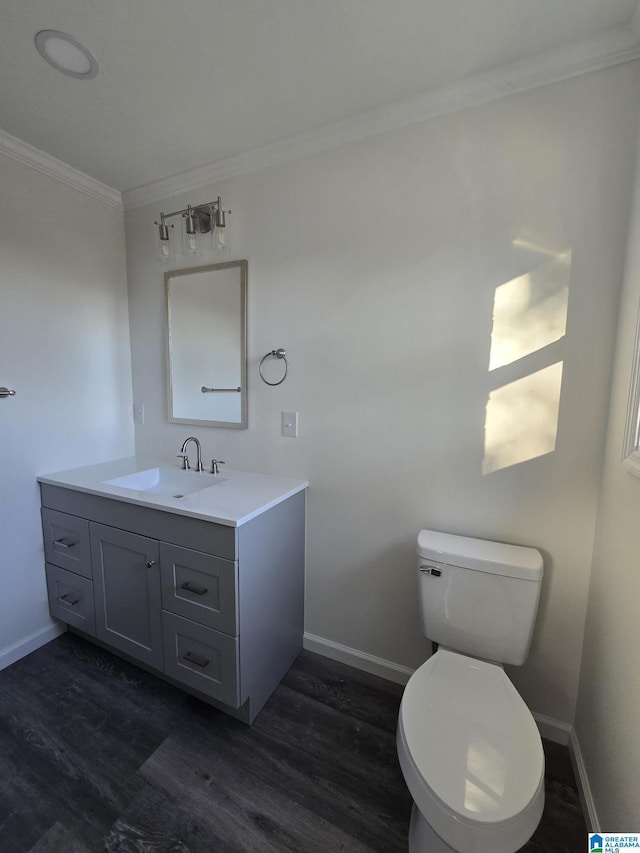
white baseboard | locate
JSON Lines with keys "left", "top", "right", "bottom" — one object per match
{"left": 569, "top": 728, "right": 600, "bottom": 832}
{"left": 303, "top": 632, "right": 414, "bottom": 685}
{"left": 532, "top": 711, "right": 572, "bottom": 745}
{"left": 522, "top": 713, "right": 602, "bottom": 832}
{"left": 531, "top": 715, "right": 600, "bottom": 831}
{"left": 0, "top": 623, "right": 66, "bottom": 672}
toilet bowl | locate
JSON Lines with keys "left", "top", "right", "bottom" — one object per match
{"left": 397, "top": 649, "right": 544, "bottom": 853}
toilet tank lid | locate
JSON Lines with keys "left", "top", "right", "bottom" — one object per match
{"left": 417, "top": 529, "right": 543, "bottom": 581}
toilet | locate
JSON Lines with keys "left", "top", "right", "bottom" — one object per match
{"left": 396, "top": 529, "right": 545, "bottom": 853}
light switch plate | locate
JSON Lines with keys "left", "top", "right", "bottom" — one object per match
{"left": 133, "top": 403, "right": 145, "bottom": 425}
{"left": 282, "top": 411, "right": 298, "bottom": 437}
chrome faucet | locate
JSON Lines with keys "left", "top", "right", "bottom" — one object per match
{"left": 178, "top": 436, "right": 204, "bottom": 472}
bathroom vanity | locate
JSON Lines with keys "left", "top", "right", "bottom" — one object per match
{"left": 37, "top": 458, "right": 307, "bottom": 724}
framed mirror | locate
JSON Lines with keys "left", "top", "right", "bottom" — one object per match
{"left": 166, "top": 260, "right": 247, "bottom": 429}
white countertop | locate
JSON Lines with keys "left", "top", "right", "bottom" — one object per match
{"left": 37, "top": 457, "right": 308, "bottom": 527}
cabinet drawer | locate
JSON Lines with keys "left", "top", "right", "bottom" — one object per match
{"left": 162, "top": 612, "right": 239, "bottom": 708}
{"left": 160, "top": 543, "right": 237, "bottom": 634}
{"left": 45, "top": 563, "right": 96, "bottom": 635}
{"left": 42, "top": 508, "right": 91, "bottom": 578}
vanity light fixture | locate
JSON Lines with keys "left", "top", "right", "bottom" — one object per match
{"left": 34, "top": 30, "right": 98, "bottom": 79}
{"left": 154, "top": 197, "right": 230, "bottom": 261}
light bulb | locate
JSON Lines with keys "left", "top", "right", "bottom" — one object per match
{"left": 214, "top": 228, "right": 226, "bottom": 250}
{"left": 183, "top": 207, "right": 200, "bottom": 255}
{"left": 154, "top": 218, "right": 174, "bottom": 262}
{"left": 183, "top": 228, "right": 199, "bottom": 254}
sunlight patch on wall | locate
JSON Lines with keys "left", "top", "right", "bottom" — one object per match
{"left": 489, "top": 251, "right": 570, "bottom": 371}
{"left": 483, "top": 362, "right": 563, "bottom": 475}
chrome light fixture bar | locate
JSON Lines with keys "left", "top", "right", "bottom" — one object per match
{"left": 154, "top": 196, "right": 230, "bottom": 261}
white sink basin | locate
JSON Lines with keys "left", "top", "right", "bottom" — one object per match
{"left": 103, "top": 467, "right": 227, "bottom": 498}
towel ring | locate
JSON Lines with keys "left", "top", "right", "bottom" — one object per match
{"left": 259, "top": 348, "right": 288, "bottom": 386}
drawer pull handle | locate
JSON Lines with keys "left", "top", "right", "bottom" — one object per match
{"left": 57, "top": 593, "right": 81, "bottom": 607}
{"left": 54, "top": 538, "right": 75, "bottom": 549}
{"left": 183, "top": 650, "right": 209, "bottom": 668}
{"left": 180, "top": 581, "right": 208, "bottom": 596}
{"left": 146, "top": 560, "right": 156, "bottom": 568}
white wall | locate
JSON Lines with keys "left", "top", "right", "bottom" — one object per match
{"left": 126, "top": 62, "right": 639, "bottom": 725}
{"left": 574, "top": 106, "right": 640, "bottom": 828}
{"left": 0, "top": 153, "right": 135, "bottom": 666}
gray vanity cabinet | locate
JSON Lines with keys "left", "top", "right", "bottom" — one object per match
{"left": 90, "top": 523, "right": 163, "bottom": 670}
{"left": 39, "top": 482, "right": 305, "bottom": 725}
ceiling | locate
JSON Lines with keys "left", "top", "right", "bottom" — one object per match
{"left": 1, "top": 0, "right": 639, "bottom": 196}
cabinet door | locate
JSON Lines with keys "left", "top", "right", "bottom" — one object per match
{"left": 90, "top": 522, "right": 162, "bottom": 670}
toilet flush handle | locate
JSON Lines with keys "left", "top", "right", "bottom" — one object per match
{"left": 419, "top": 565, "right": 442, "bottom": 577}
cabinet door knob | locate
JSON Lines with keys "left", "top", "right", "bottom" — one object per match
{"left": 146, "top": 560, "right": 156, "bottom": 568}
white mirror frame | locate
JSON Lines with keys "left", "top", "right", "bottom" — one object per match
{"left": 623, "top": 297, "right": 640, "bottom": 475}
{"left": 166, "top": 260, "right": 247, "bottom": 429}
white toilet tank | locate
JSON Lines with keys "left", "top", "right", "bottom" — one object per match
{"left": 417, "top": 529, "right": 543, "bottom": 666}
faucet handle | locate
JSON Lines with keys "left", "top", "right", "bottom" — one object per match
{"left": 210, "top": 459, "right": 226, "bottom": 475}
{"left": 177, "top": 453, "right": 190, "bottom": 470}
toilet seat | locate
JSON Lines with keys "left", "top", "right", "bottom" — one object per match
{"left": 397, "top": 650, "right": 545, "bottom": 853}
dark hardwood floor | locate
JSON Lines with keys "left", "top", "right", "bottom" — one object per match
{"left": 0, "top": 633, "right": 586, "bottom": 852}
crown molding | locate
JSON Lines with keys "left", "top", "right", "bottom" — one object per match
{"left": 123, "top": 24, "right": 640, "bottom": 210}
{"left": 0, "top": 128, "right": 123, "bottom": 210}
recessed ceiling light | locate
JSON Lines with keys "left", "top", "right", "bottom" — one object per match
{"left": 34, "top": 30, "right": 98, "bottom": 79}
